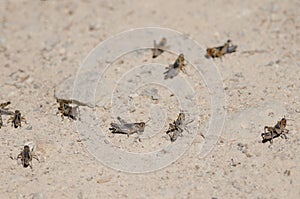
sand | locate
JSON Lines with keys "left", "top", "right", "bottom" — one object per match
{"left": 0, "top": 0, "right": 299, "bottom": 198}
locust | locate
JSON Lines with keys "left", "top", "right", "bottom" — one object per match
{"left": 109, "top": 117, "right": 146, "bottom": 137}
{"left": 164, "top": 53, "right": 186, "bottom": 79}
{"left": 56, "top": 98, "right": 90, "bottom": 120}
{"left": 56, "top": 98, "right": 93, "bottom": 120}
{"left": 166, "top": 113, "right": 193, "bottom": 142}
{"left": 17, "top": 145, "right": 39, "bottom": 169}
{"left": 7, "top": 110, "right": 27, "bottom": 128}
{"left": 261, "top": 117, "right": 289, "bottom": 144}
{"left": 206, "top": 40, "right": 237, "bottom": 59}
{"left": 152, "top": 37, "right": 167, "bottom": 58}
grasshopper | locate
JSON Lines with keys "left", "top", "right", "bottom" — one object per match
{"left": 261, "top": 117, "right": 289, "bottom": 144}
{"left": 109, "top": 117, "right": 146, "bottom": 137}
{"left": 164, "top": 53, "right": 186, "bottom": 79}
{"left": 166, "top": 113, "right": 193, "bottom": 142}
{"left": 7, "top": 110, "right": 27, "bottom": 128}
{"left": 152, "top": 37, "right": 167, "bottom": 58}
{"left": 206, "top": 40, "right": 237, "bottom": 59}
{"left": 17, "top": 145, "right": 39, "bottom": 169}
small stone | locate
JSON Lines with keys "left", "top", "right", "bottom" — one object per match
{"left": 246, "top": 153, "right": 252, "bottom": 158}
{"left": 237, "top": 143, "right": 248, "bottom": 153}
{"left": 128, "top": 93, "right": 139, "bottom": 99}
{"left": 234, "top": 72, "right": 244, "bottom": 78}
{"left": 77, "top": 192, "right": 83, "bottom": 199}
{"left": 266, "top": 61, "right": 274, "bottom": 66}
{"left": 89, "top": 23, "right": 100, "bottom": 31}
{"left": 86, "top": 176, "right": 93, "bottom": 181}
{"left": 27, "top": 192, "right": 44, "bottom": 199}
{"left": 96, "top": 176, "right": 111, "bottom": 183}
{"left": 26, "top": 125, "right": 33, "bottom": 130}
{"left": 284, "top": 170, "right": 291, "bottom": 176}
{"left": 58, "top": 48, "right": 66, "bottom": 56}
{"left": 104, "top": 139, "right": 109, "bottom": 144}
{"left": 141, "top": 88, "right": 160, "bottom": 100}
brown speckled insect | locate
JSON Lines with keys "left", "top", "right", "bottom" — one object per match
{"left": 0, "top": 101, "right": 13, "bottom": 128}
{"left": 0, "top": 101, "right": 11, "bottom": 110}
{"left": 164, "top": 53, "right": 186, "bottom": 79}
{"left": 206, "top": 40, "right": 237, "bottom": 59}
{"left": 17, "top": 145, "right": 39, "bottom": 169}
{"left": 166, "top": 122, "right": 182, "bottom": 142}
{"left": 7, "top": 110, "right": 27, "bottom": 128}
{"left": 56, "top": 99, "right": 82, "bottom": 120}
{"left": 261, "top": 117, "right": 289, "bottom": 144}
{"left": 166, "top": 113, "right": 193, "bottom": 142}
{"left": 109, "top": 117, "right": 146, "bottom": 137}
{"left": 152, "top": 37, "right": 167, "bottom": 58}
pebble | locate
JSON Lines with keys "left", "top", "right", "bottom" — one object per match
{"left": 26, "top": 125, "right": 33, "bottom": 130}
{"left": 27, "top": 192, "right": 44, "bottom": 199}
{"left": 237, "top": 143, "right": 248, "bottom": 154}
{"left": 141, "top": 88, "right": 160, "bottom": 100}
{"left": 77, "top": 192, "right": 83, "bottom": 199}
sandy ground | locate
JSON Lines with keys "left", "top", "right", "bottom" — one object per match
{"left": 0, "top": 0, "right": 300, "bottom": 198}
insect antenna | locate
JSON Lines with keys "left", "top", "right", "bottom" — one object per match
{"left": 144, "top": 118, "right": 152, "bottom": 127}
{"left": 282, "top": 115, "right": 295, "bottom": 121}
{"left": 145, "top": 118, "right": 151, "bottom": 123}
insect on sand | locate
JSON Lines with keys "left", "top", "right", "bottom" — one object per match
{"left": 205, "top": 40, "right": 237, "bottom": 59}
{"left": 109, "top": 117, "right": 150, "bottom": 137}
{"left": 7, "top": 110, "right": 27, "bottom": 128}
{"left": 166, "top": 113, "right": 194, "bottom": 142}
{"left": 16, "top": 144, "right": 39, "bottom": 169}
{"left": 164, "top": 53, "right": 186, "bottom": 79}
{"left": 152, "top": 37, "right": 167, "bottom": 58}
{"left": 261, "top": 117, "right": 289, "bottom": 144}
